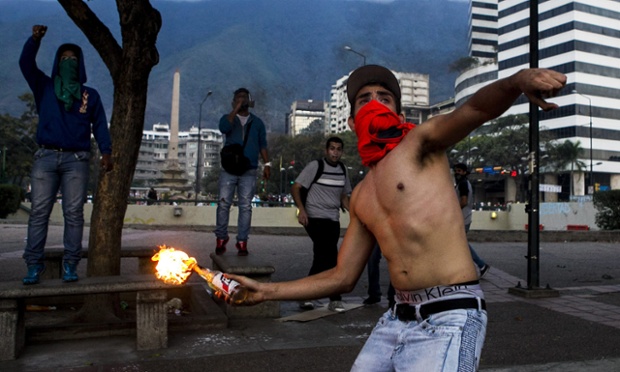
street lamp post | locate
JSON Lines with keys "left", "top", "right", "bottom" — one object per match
{"left": 344, "top": 45, "right": 366, "bottom": 66}
{"left": 572, "top": 90, "right": 593, "bottom": 193}
{"left": 195, "top": 90, "right": 212, "bottom": 205}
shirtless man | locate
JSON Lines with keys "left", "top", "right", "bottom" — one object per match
{"left": 232, "top": 65, "right": 566, "bottom": 370}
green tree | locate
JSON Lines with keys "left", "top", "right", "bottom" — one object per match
{"left": 548, "top": 140, "right": 586, "bottom": 196}
{"left": 449, "top": 56, "right": 480, "bottom": 73}
{"left": 0, "top": 184, "right": 22, "bottom": 218}
{"left": 202, "top": 167, "right": 221, "bottom": 197}
{"left": 267, "top": 132, "right": 325, "bottom": 195}
{"left": 299, "top": 119, "right": 325, "bottom": 135}
{"left": 593, "top": 190, "right": 620, "bottom": 230}
{"left": 0, "top": 94, "right": 38, "bottom": 187}
{"left": 448, "top": 114, "right": 559, "bottom": 202}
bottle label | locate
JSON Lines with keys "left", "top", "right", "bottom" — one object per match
{"left": 211, "top": 272, "right": 240, "bottom": 296}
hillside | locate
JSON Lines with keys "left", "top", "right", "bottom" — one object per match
{"left": 0, "top": 0, "right": 469, "bottom": 132}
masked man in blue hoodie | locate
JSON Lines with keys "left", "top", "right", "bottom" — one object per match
{"left": 19, "top": 25, "right": 113, "bottom": 285}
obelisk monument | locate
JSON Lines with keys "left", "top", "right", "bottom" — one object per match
{"left": 158, "top": 69, "right": 191, "bottom": 194}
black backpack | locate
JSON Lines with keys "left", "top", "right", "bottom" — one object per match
{"left": 299, "top": 158, "right": 346, "bottom": 206}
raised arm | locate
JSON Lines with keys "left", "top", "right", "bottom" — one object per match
{"left": 418, "top": 68, "right": 567, "bottom": 152}
{"left": 19, "top": 25, "right": 49, "bottom": 93}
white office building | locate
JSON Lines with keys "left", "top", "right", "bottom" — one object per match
{"left": 456, "top": 0, "right": 620, "bottom": 197}
{"left": 287, "top": 100, "right": 328, "bottom": 136}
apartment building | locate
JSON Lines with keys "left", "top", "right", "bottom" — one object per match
{"left": 134, "top": 123, "right": 223, "bottom": 188}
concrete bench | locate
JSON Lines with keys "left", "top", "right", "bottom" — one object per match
{"left": 209, "top": 253, "right": 279, "bottom": 318}
{"left": 42, "top": 246, "right": 157, "bottom": 279}
{"left": 0, "top": 275, "right": 176, "bottom": 360}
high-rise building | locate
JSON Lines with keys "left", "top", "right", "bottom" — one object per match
{"left": 287, "top": 100, "right": 328, "bottom": 136}
{"left": 456, "top": 0, "right": 620, "bottom": 196}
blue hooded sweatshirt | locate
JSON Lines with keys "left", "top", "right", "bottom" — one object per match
{"left": 19, "top": 36, "right": 112, "bottom": 154}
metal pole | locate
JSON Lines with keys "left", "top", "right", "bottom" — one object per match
{"left": 344, "top": 46, "right": 366, "bottom": 66}
{"left": 527, "top": 1, "right": 540, "bottom": 290}
{"left": 195, "top": 91, "right": 212, "bottom": 205}
{"left": 589, "top": 99, "right": 593, "bottom": 192}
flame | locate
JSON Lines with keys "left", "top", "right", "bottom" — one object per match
{"left": 152, "top": 245, "right": 197, "bottom": 285}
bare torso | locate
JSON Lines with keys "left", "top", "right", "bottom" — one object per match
{"left": 351, "top": 133, "right": 478, "bottom": 292}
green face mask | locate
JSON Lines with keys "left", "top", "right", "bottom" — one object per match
{"left": 54, "top": 58, "right": 81, "bottom": 111}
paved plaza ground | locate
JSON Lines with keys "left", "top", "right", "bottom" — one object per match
{"left": 1, "top": 223, "right": 619, "bottom": 371}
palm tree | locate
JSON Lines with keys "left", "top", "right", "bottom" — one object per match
{"left": 550, "top": 140, "right": 586, "bottom": 196}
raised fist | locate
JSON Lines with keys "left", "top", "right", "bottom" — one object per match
{"left": 32, "top": 25, "right": 48, "bottom": 42}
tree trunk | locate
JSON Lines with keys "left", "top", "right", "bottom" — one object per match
{"left": 58, "top": 0, "right": 161, "bottom": 321}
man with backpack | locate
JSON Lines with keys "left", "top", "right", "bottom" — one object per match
{"left": 291, "top": 137, "right": 352, "bottom": 312}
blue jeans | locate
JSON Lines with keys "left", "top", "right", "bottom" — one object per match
{"left": 215, "top": 168, "right": 257, "bottom": 242}
{"left": 352, "top": 307, "right": 487, "bottom": 371}
{"left": 23, "top": 149, "right": 90, "bottom": 265}
{"left": 465, "top": 223, "right": 486, "bottom": 269}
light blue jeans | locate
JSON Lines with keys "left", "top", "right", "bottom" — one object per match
{"left": 465, "top": 223, "right": 487, "bottom": 269}
{"left": 215, "top": 168, "right": 257, "bottom": 243}
{"left": 351, "top": 307, "right": 487, "bottom": 371}
{"left": 23, "top": 149, "right": 90, "bottom": 265}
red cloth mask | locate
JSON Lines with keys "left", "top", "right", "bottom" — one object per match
{"left": 354, "top": 100, "right": 416, "bottom": 166}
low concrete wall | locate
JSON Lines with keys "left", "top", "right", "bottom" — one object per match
{"left": 3, "top": 201, "right": 597, "bottom": 232}
{"left": 471, "top": 201, "right": 598, "bottom": 231}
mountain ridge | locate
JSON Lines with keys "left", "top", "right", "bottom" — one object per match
{"left": 0, "top": 0, "right": 469, "bottom": 133}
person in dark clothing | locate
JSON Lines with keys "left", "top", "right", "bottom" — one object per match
{"left": 20, "top": 25, "right": 113, "bottom": 285}
{"left": 147, "top": 187, "right": 158, "bottom": 205}
{"left": 454, "top": 163, "right": 490, "bottom": 277}
{"left": 363, "top": 243, "right": 395, "bottom": 307}
{"left": 291, "top": 137, "right": 351, "bottom": 312}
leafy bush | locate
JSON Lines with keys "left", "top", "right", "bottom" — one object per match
{"left": 0, "top": 184, "right": 22, "bottom": 218}
{"left": 593, "top": 190, "right": 620, "bottom": 230}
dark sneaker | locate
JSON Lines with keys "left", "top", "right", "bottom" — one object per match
{"left": 480, "top": 264, "right": 490, "bottom": 278}
{"left": 23, "top": 264, "right": 45, "bottom": 285}
{"left": 299, "top": 301, "right": 315, "bottom": 310}
{"left": 62, "top": 261, "right": 78, "bottom": 282}
{"left": 363, "top": 296, "right": 381, "bottom": 305}
{"left": 215, "top": 237, "right": 229, "bottom": 255}
{"left": 236, "top": 241, "right": 248, "bottom": 256}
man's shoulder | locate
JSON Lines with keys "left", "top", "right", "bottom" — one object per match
{"left": 302, "top": 159, "right": 320, "bottom": 172}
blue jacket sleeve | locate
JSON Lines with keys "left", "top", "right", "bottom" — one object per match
{"left": 219, "top": 114, "right": 233, "bottom": 135}
{"left": 19, "top": 37, "right": 48, "bottom": 104}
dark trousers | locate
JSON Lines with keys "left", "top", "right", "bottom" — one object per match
{"left": 304, "top": 218, "right": 341, "bottom": 301}
{"left": 367, "top": 244, "right": 395, "bottom": 306}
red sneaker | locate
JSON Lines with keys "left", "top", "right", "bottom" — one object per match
{"left": 215, "top": 237, "right": 229, "bottom": 255}
{"left": 236, "top": 241, "right": 248, "bottom": 256}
